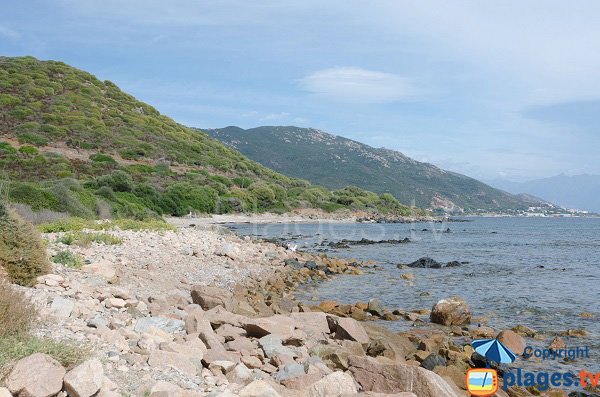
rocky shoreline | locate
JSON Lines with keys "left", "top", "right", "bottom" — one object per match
{"left": 0, "top": 221, "right": 587, "bottom": 397}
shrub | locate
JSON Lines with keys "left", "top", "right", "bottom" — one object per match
{"left": 209, "top": 175, "right": 232, "bottom": 187}
{"left": 0, "top": 281, "right": 36, "bottom": 337}
{"left": 232, "top": 177, "right": 252, "bottom": 188}
{"left": 0, "top": 208, "right": 50, "bottom": 286}
{"left": 163, "top": 183, "right": 218, "bottom": 215}
{"left": 89, "top": 153, "right": 117, "bottom": 164}
{"left": 18, "top": 145, "right": 39, "bottom": 155}
{"left": 52, "top": 250, "right": 83, "bottom": 269}
{"left": 249, "top": 183, "right": 276, "bottom": 209}
{"left": 38, "top": 217, "right": 90, "bottom": 232}
{"left": 38, "top": 217, "right": 174, "bottom": 233}
{"left": 0, "top": 142, "right": 17, "bottom": 154}
{"left": 0, "top": 94, "right": 21, "bottom": 107}
{"left": 318, "top": 201, "right": 345, "bottom": 213}
{"left": 8, "top": 183, "right": 60, "bottom": 211}
{"left": 57, "top": 232, "right": 122, "bottom": 247}
{"left": 17, "top": 132, "right": 48, "bottom": 146}
{"left": 90, "top": 170, "right": 132, "bottom": 192}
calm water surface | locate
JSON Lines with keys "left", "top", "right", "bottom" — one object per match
{"left": 229, "top": 217, "right": 600, "bottom": 372}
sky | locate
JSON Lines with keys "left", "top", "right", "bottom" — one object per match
{"left": 1, "top": 1, "right": 599, "bottom": 182}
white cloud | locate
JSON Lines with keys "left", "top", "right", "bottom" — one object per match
{"left": 300, "top": 67, "right": 413, "bottom": 103}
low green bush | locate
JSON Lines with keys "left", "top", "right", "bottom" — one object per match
{"left": 52, "top": 250, "right": 83, "bottom": 269}
{"left": 89, "top": 153, "right": 117, "bottom": 164}
{"left": 39, "top": 217, "right": 174, "bottom": 233}
{"left": 57, "top": 232, "right": 123, "bottom": 247}
{"left": 17, "top": 132, "right": 48, "bottom": 146}
{"left": 0, "top": 142, "right": 17, "bottom": 154}
{"left": 18, "top": 145, "right": 39, "bottom": 155}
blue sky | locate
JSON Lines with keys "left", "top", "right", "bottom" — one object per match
{"left": 1, "top": 1, "right": 599, "bottom": 181}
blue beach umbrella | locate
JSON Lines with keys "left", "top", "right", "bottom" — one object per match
{"left": 472, "top": 338, "right": 516, "bottom": 364}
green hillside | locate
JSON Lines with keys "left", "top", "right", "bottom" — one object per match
{"left": 205, "top": 126, "right": 549, "bottom": 213}
{"left": 0, "top": 56, "right": 420, "bottom": 219}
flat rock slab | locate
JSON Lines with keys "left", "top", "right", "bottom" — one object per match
{"left": 244, "top": 315, "right": 296, "bottom": 340}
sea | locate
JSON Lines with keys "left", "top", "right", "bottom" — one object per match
{"left": 228, "top": 217, "right": 600, "bottom": 376}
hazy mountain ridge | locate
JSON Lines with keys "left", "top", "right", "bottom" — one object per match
{"left": 489, "top": 174, "right": 600, "bottom": 213}
{"left": 205, "top": 126, "right": 549, "bottom": 213}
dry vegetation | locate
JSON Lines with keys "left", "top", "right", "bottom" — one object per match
{"left": 0, "top": 280, "right": 36, "bottom": 338}
{"left": 0, "top": 201, "right": 50, "bottom": 285}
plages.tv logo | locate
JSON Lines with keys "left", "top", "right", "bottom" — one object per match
{"left": 466, "top": 338, "right": 517, "bottom": 396}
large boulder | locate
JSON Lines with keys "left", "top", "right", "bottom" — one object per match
{"left": 327, "top": 316, "right": 370, "bottom": 347}
{"left": 367, "top": 299, "right": 385, "bottom": 317}
{"left": 7, "top": 353, "right": 66, "bottom": 397}
{"left": 197, "top": 318, "right": 226, "bottom": 351}
{"left": 134, "top": 316, "right": 185, "bottom": 333}
{"left": 497, "top": 329, "right": 526, "bottom": 355}
{"left": 306, "top": 371, "right": 358, "bottom": 397}
{"left": 63, "top": 359, "right": 104, "bottom": 397}
{"left": 50, "top": 297, "right": 74, "bottom": 319}
{"left": 258, "top": 334, "right": 296, "bottom": 359}
{"left": 191, "top": 285, "right": 234, "bottom": 311}
{"left": 348, "top": 355, "right": 458, "bottom": 397}
{"left": 239, "top": 380, "right": 281, "bottom": 397}
{"left": 430, "top": 296, "right": 471, "bottom": 326}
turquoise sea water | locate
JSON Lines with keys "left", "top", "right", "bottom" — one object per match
{"left": 229, "top": 217, "right": 600, "bottom": 375}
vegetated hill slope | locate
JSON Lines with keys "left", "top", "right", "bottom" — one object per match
{"left": 0, "top": 56, "right": 419, "bottom": 219}
{"left": 205, "top": 126, "right": 547, "bottom": 212}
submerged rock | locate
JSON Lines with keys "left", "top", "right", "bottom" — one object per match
{"left": 398, "top": 257, "right": 461, "bottom": 269}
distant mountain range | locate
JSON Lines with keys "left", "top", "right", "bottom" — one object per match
{"left": 205, "top": 126, "right": 550, "bottom": 213}
{"left": 488, "top": 175, "right": 600, "bottom": 213}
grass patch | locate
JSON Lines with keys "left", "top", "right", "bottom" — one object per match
{"left": 52, "top": 250, "right": 83, "bottom": 269}
{"left": 0, "top": 281, "right": 88, "bottom": 375}
{"left": 0, "top": 335, "right": 89, "bottom": 371}
{"left": 38, "top": 217, "right": 175, "bottom": 233}
{"left": 57, "top": 232, "right": 123, "bottom": 247}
